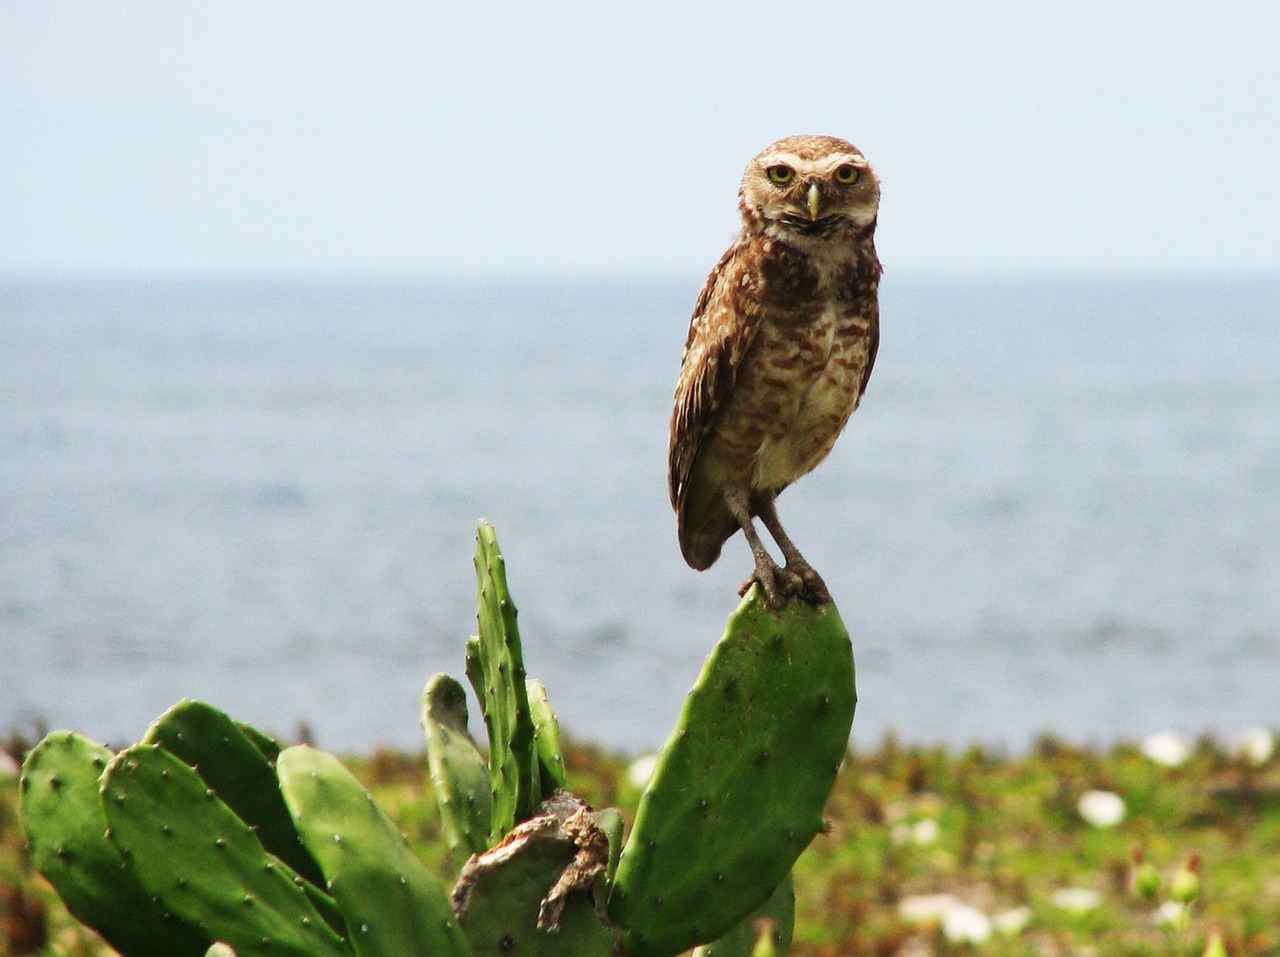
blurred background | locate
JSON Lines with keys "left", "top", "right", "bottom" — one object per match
{"left": 2, "top": 2, "right": 1277, "bottom": 754}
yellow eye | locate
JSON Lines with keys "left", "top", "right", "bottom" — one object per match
{"left": 834, "top": 164, "right": 859, "bottom": 184}
{"left": 766, "top": 165, "right": 794, "bottom": 184}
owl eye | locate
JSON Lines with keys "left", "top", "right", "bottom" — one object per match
{"left": 834, "top": 164, "right": 859, "bottom": 184}
{"left": 766, "top": 165, "right": 794, "bottom": 184}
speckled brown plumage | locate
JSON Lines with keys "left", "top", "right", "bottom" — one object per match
{"left": 668, "top": 134, "right": 882, "bottom": 607}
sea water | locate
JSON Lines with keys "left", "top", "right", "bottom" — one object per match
{"left": 1, "top": 277, "right": 1276, "bottom": 752}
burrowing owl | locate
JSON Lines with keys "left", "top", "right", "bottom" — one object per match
{"left": 669, "top": 134, "right": 881, "bottom": 608}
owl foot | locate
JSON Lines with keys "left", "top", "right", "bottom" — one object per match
{"left": 739, "top": 561, "right": 831, "bottom": 609}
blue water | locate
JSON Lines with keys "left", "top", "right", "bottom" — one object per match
{"left": 1, "top": 277, "right": 1277, "bottom": 753}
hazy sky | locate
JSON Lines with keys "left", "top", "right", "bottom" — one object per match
{"left": 2, "top": 2, "right": 1277, "bottom": 279}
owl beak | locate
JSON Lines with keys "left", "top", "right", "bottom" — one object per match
{"left": 806, "top": 183, "right": 822, "bottom": 221}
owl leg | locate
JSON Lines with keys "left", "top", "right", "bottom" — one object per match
{"left": 724, "top": 489, "right": 794, "bottom": 609}
{"left": 753, "top": 494, "right": 831, "bottom": 604}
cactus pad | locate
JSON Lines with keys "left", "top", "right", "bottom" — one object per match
{"left": 20, "top": 731, "right": 211, "bottom": 956}
{"left": 692, "top": 872, "right": 794, "bottom": 957}
{"left": 101, "top": 744, "right": 351, "bottom": 957}
{"left": 526, "top": 678, "right": 568, "bottom": 794}
{"left": 422, "top": 673, "right": 494, "bottom": 858}
{"left": 143, "top": 699, "right": 324, "bottom": 886}
{"left": 466, "top": 520, "right": 541, "bottom": 840}
{"left": 608, "top": 589, "right": 855, "bottom": 957}
{"left": 276, "top": 745, "right": 471, "bottom": 957}
{"left": 451, "top": 792, "right": 615, "bottom": 956}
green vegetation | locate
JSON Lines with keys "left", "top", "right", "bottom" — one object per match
{"left": 3, "top": 732, "right": 1278, "bottom": 955}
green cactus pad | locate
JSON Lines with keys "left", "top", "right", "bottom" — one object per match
{"left": 451, "top": 798, "right": 615, "bottom": 957}
{"left": 466, "top": 520, "right": 541, "bottom": 840}
{"left": 692, "top": 872, "right": 794, "bottom": 957}
{"left": 236, "top": 720, "right": 284, "bottom": 762}
{"left": 20, "top": 731, "right": 211, "bottom": 956}
{"left": 608, "top": 588, "right": 855, "bottom": 957}
{"left": 422, "top": 673, "right": 493, "bottom": 858}
{"left": 276, "top": 745, "right": 472, "bottom": 957}
{"left": 526, "top": 678, "right": 568, "bottom": 794}
{"left": 592, "top": 807, "right": 625, "bottom": 888}
{"left": 101, "top": 744, "right": 351, "bottom": 957}
{"left": 143, "top": 699, "right": 325, "bottom": 886}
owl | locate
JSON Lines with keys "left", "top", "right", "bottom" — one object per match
{"left": 668, "top": 134, "right": 882, "bottom": 608}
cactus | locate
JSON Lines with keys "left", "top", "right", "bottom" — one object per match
{"left": 20, "top": 520, "right": 856, "bottom": 957}
{"left": 692, "top": 873, "right": 795, "bottom": 957}
{"left": 451, "top": 792, "right": 615, "bottom": 957}
{"left": 143, "top": 698, "right": 325, "bottom": 886}
{"left": 527, "top": 677, "right": 568, "bottom": 791}
{"left": 422, "top": 673, "right": 493, "bottom": 858}
{"left": 19, "top": 731, "right": 210, "bottom": 956}
{"left": 276, "top": 745, "right": 472, "bottom": 957}
{"left": 466, "top": 520, "right": 543, "bottom": 841}
{"left": 101, "top": 743, "right": 350, "bottom": 957}
{"left": 608, "top": 586, "right": 855, "bottom": 957}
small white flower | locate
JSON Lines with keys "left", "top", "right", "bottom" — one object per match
{"left": 1051, "top": 887, "right": 1103, "bottom": 915}
{"left": 942, "top": 903, "right": 993, "bottom": 944}
{"left": 1141, "top": 731, "right": 1192, "bottom": 767}
{"left": 1155, "top": 900, "right": 1190, "bottom": 932}
{"left": 625, "top": 753, "right": 659, "bottom": 788}
{"left": 898, "top": 895, "right": 993, "bottom": 943}
{"left": 898, "top": 893, "right": 962, "bottom": 924}
{"left": 911, "top": 818, "right": 940, "bottom": 846}
{"left": 1077, "top": 789, "right": 1126, "bottom": 827}
{"left": 992, "top": 906, "right": 1032, "bottom": 936}
{"left": 1232, "top": 727, "right": 1275, "bottom": 766}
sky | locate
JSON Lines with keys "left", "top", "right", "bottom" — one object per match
{"left": 1, "top": 2, "right": 1277, "bottom": 280}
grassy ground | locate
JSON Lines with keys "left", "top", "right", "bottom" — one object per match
{"left": 2, "top": 730, "right": 1277, "bottom": 956}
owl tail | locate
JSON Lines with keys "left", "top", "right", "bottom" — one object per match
{"left": 677, "top": 502, "right": 737, "bottom": 571}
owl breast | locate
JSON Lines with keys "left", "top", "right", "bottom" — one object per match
{"left": 750, "top": 300, "right": 875, "bottom": 490}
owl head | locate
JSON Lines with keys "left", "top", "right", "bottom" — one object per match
{"left": 739, "top": 135, "right": 880, "bottom": 239}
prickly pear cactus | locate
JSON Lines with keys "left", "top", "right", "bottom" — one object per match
{"left": 19, "top": 520, "right": 858, "bottom": 957}
{"left": 276, "top": 745, "right": 472, "bottom": 957}
{"left": 143, "top": 698, "right": 325, "bottom": 885}
{"left": 422, "top": 673, "right": 493, "bottom": 858}
{"left": 101, "top": 744, "right": 351, "bottom": 957}
{"left": 692, "top": 873, "right": 795, "bottom": 957}
{"left": 19, "top": 732, "right": 210, "bottom": 956}
{"left": 527, "top": 677, "right": 568, "bottom": 791}
{"left": 608, "top": 587, "right": 855, "bottom": 957}
{"left": 451, "top": 792, "right": 615, "bottom": 957}
{"left": 465, "top": 521, "right": 543, "bottom": 841}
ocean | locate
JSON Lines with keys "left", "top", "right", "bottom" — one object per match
{"left": 1, "top": 276, "right": 1277, "bottom": 754}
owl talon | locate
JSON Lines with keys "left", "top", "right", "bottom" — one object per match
{"left": 789, "top": 564, "right": 831, "bottom": 604}
{"left": 741, "top": 563, "right": 829, "bottom": 609}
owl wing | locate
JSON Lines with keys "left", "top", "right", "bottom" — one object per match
{"left": 668, "top": 239, "right": 762, "bottom": 512}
